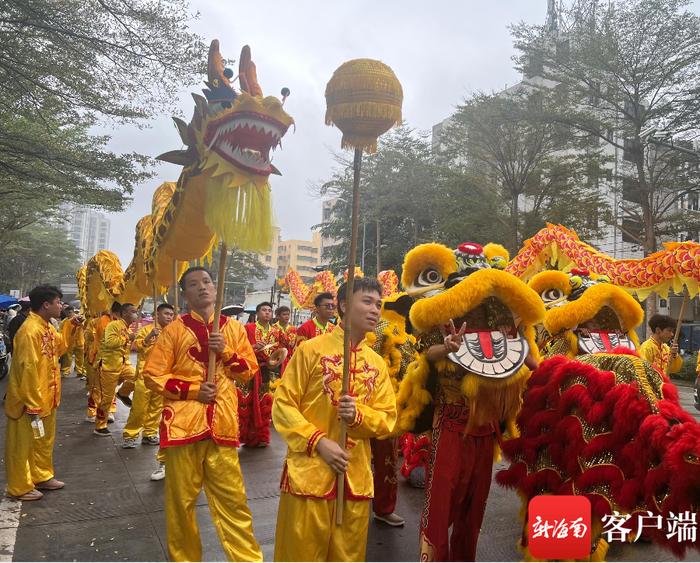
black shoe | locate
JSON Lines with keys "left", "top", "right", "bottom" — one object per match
{"left": 93, "top": 428, "right": 111, "bottom": 437}
{"left": 116, "top": 394, "right": 132, "bottom": 408}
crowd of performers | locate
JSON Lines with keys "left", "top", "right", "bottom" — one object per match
{"left": 3, "top": 249, "right": 697, "bottom": 562}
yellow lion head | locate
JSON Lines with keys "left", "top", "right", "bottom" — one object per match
{"left": 529, "top": 268, "right": 643, "bottom": 357}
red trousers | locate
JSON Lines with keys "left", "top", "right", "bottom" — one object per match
{"left": 419, "top": 403, "right": 495, "bottom": 562}
{"left": 237, "top": 371, "right": 272, "bottom": 447}
{"left": 371, "top": 437, "right": 398, "bottom": 515}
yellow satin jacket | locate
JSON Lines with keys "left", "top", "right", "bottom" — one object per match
{"left": 134, "top": 323, "right": 161, "bottom": 376}
{"left": 99, "top": 318, "right": 132, "bottom": 372}
{"left": 143, "top": 311, "right": 258, "bottom": 448}
{"left": 60, "top": 317, "right": 84, "bottom": 349}
{"left": 5, "top": 312, "right": 67, "bottom": 419}
{"left": 272, "top": 328, "right": 396, "bottom": 500}
{"left": 639, "top": 338, "right": 683, "bottom": 376}
{"left": 88, "top": 313, "right": 111, "bottom": 365}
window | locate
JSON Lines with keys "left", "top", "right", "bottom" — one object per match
{"left": 682, "top": 193, "right": 699, "bottom": 211}
{"left": 621, "top": 218, "right": 643, "bottom": 244}
{"left": 622, "top": 177, "right": 641, "bottom": 204}
{"left": 623, "top": 138, "right": 639, "bottom": 162}
{"left": 525, "top": 52, "right": 543, "bottom": 78}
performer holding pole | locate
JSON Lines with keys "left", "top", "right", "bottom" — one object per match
{"left": 272, "top": 277, "right": 396, "bottom": 561}
{"left": 639, "top": 313, "right": 683, "bottom": 377}
{"left": 323, "top": 58, "right": 404, "bottom": 526}
{"left": 666, "top": 289, "right": 689, "bottom": 374}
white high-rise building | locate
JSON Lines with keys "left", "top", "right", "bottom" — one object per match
{"left": 63, "top": 206, "right": 111, "bottom": 263}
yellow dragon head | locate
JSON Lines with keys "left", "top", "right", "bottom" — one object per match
{"left": 529, "top": 268, "right": 643, "bottom": 358}
{"left": 158, "top": 41, "right": 294, "bottom": 185}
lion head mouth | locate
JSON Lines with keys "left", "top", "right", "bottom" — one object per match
{"left": 575, "top": 305, "right": 637, "bottom": 354}
{"left": 448, "top": 297, "right": 530, "bottom": 379}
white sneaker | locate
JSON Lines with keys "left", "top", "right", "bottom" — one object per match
{"left": 84, "top": 415, "right": 96, "bottom": 423}
{"left": 108, "top": 414, "right": 115, "bottom": 423}
{"left": 122, "top": 438, "right": 137, "bottom": 449}
{"left": 150, "top": 464, "right": 165, "bottom": 481}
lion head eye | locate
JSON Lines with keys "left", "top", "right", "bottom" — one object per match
{"left": 684, "top": 453, "right": 699, "bottom": 463}
{"left": 541, "top": 288, "right": 564, "bottom": 304}
{"left": 416, "top": 268, "right": 443, "bottom": 287}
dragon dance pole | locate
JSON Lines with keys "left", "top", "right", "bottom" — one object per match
{"left": 207, "top": 243, "right": 229, "bottom": 384}
{"left": 667, "top": 288, "right": 689, "bottom": 375}
{"left": 336, "top": 147, "right": 362, "bottom": 525}
{"left": 325, "top": 58, "right": 403, "bottom": 526}
{"left": 172, "top": 259, "right": 179, "bottom": 314}
{"left": 152, "top": 285, "right": 159, "bottom": 338}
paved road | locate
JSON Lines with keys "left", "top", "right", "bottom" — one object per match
{"left": 1, "top": 374, "right": 699, "bottom": 561}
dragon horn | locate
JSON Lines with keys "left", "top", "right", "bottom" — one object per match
{"left": 207, "top": 39, "right": 230, "bottom": 88}
{"left": 239, "top": 45, "right": 263, "bottom": 97}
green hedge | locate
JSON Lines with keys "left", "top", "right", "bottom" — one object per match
{"left": 671, "top": 352, "right": 698, "bottom": 382}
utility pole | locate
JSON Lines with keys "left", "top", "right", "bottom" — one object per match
{"left": 375, "top": 219, "right": 381, "bottom": 274}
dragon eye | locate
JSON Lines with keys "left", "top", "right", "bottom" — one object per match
{"left": 542, "top": 288, "right": 564, "bottom": 303}
{"left": 417, "top": 268, "right": 443, "bottom": 287}
{"left": 684, "top": 453, "right": 699, "bottom": 463}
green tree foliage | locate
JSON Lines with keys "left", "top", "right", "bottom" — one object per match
{"left": 0, "top": 0, "right": 206, "bottom": 245}
{"left": 0, "top": 222, "right": 81, "bottom": 295}
{"left": 315, "top": 125, "right": 436, "bottom": 276}
{"left": 439, "top": 91, "right": 610, "bottom": 251}
{"left": 510, "top": 0, "right": 700, "bottom": 255}
{"left": 208, "top": 247, "right": 268, "bottom": 305}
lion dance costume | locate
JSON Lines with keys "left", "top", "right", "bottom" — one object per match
{"left": 497, "top": 267, "right": 700, "bottom": 559}
{"left": 395, "top": 242, "right": 544, "bottom": 561}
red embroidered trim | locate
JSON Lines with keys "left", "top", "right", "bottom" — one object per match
{"left": 307, "top": 430, "right": 325, "bottom": 456}
{"left": 279, "top": 462, "right": 372, "bottom": 500}
{"left": 223, "top": 352, "right": 249, "bottom": 372}
{"left": 212, "top": 436, "right": 241, "bottom": 447}
{"left": 181, "top": 313, "right": 229, "bottom": 367}
{"left": 159, "top": 427, "right": 212, "bottom": 447}
{"left": 164, "top": 378, "right": 192, "bottom": 400}
{"left": 349, "top": 408, "right": 363, "bottom": 428}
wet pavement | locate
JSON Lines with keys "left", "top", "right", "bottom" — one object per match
{"left": 1, "top": 373, "right": 699, "bottom": 561}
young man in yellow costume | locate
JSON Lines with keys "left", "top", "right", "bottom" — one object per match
{"left": 94, "top": 302, "right": 138, "bottom": 436}
{"left": 121, "top": 303, "right": 176, "bottom": 448}
{"left": 85, "top": 306, "right": 117, "bottom": 422}
{"left": 639, "top": 314, "right": 683, "bottom": 376}
{"left": 143, "top": 266, "right": 262, "bottom": 562}
{"left": 273, "top": 277, "right": 397, "bottom": 562}
{"left": 59, "top": 305, "right": 85, "bottom": 378}
{"left": 4, "top": 286, "right": 69, "bottom": 501}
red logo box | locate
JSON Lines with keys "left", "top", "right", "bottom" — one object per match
{"left": 528, "top": 495, "right": 592, "bottom": 559}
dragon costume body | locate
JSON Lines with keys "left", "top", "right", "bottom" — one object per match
{"left": 394, "top": 241, "right": 545, "bottom": 561}
{"left": 497, "top": 268, "right": 700, "bottom": 559}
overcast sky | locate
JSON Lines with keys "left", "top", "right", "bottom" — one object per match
{"left": 101, "top": 0, "right": 696, "bottom": 265}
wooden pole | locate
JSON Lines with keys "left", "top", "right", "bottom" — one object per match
{"left": 667, "top": 289, "right": 689, "bottom": 374}
{"left": 172, "top": 259, "right": 179, "bottom": 314}
{"left": 152, "top": 284, "right": 159, "bottom": 337}
{"left": 207, "top": 243, "right": 229, "bottom": 384}
{"left": 336, "top": 147, "right": 362, "bottom": 526}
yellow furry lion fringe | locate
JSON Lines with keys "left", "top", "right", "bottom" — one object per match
{"left": 410, "top": 268, "right": 545, "bottom": 334}
{"left": 396, "top": 325, "right": 538, "bottom": 436}
{"left": 544, "top": 283, "right": 644, "bottom": 337}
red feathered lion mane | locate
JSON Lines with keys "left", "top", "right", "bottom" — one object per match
{"left": 497, "top": 354, "right": 700, "bottom": 556}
